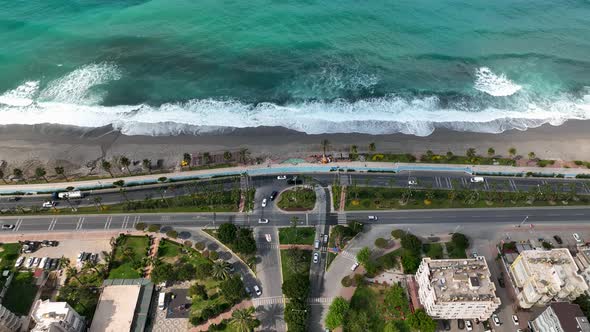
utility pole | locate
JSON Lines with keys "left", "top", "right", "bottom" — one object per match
{"left": 518, "top": 215, "right": 529, "bottom": 228}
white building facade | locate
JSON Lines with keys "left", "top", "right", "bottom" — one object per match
{"left": 30, "top": 300, "right": 85, "bottom": 332}
{"left": 416, "top": 257, "right": 501, "bottom": 320}
{"left": 509, "top": 248, "right": 588, "bottom": 309}
{"left": 0, "top": 304, "right": 22, "bottom": 332}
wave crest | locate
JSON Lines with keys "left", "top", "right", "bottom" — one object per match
{"left": 474, "top": 67, "right": 522, "bottom": 96}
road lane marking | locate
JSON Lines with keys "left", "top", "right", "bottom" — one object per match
{"left": 161, "top": 215, "right": 170, "bottom": 221}
{"left": 446, "top": 177, "right": 452, "bottom": 189}
{"left": 48, "top": 218, "right": 57, "bottom": 231}
{"left": 122, "top": 216, "right": 130, "bottom": 229}
{"left": 104, "top": 216, "right": 112, "bottom": 229}
{"left": 75, "top": 217, "right": 85, "bottom": 230}
{"left": 509, "top": 179, "right": 518, "bottom": 191}
{"left": 13, "top": 218, "right": 22, "bottom": 232}
{"left": 132, "top": 216, "right": 141, "bottom": 228}
{"left": 253, "top": 296, "right": 285, "bottom": 306}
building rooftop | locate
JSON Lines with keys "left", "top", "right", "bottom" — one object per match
{"left": 90, "top": 285, "right": 141, "bottom": 332}
{"left": 422, "top": 257, "right": 499, "bottom": 302}
{"left": 31, "top": 300, "right": 83, "bottom": 332}
{"left": 549, "top": 302, "right": 590, "bottom": 332}
{"left": 517, "top": 249, "right": 581, "bottom": 285}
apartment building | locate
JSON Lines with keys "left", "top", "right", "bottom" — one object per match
{"left": 416, "top": 257, "right": 501, "bottom": 320}
{"left": 0, "top": 304, "right": 22, "bottom": 332}
{"left": 529, "top": 302, "right": 590, "bottom": 332}
{"left": 509, "top": 248, "right": 588, "bottom": 308}
{"left": 30, "top": 300, "right": 85, "bottom": 332}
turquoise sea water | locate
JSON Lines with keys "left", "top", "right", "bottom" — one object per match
{"left": 0, "top": 0, "right": 589, "bottom": 136}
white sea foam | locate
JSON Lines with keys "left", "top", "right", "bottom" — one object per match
{"left": 0, "top": 64, "right": 588, "bottom": 137}
{"left": 474, "top": 67, "right": 522, "bottom": 96}
{"left": 0, "top": 81, "right": 39, "bottom": 107}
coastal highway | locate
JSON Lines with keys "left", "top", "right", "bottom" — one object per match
{"left": 1, "top": 171, "right": 589, "bottom": 211}
{"left": 1, "top": 206, "right": 590, "bottom": 234}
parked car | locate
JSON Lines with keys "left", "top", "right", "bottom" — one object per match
{"left": 269, "top": 191, "right": 278, "bottom": 201}
{"left": 313, "top": 252, "right": 319, "bottom": 264}
{"left": 441, "top": 320, "right": 451, "bottom": 331}
{"left": 1, "top": 224, "right": 14, "bottom": 230}
{"left": 90, "top": 253, "right": 98, "bottom": 262}
{"left": 33, "top": 257, "right": 42, "bottom": 268}
{"left": 25, "top": 257, "right": 35, "bottom": 268}
{"left": 261, "top": 198, "right": 267, "bottom": 208}
{"left": 258, "top": 218, "right": 269, "bottom": 224}
{"left": 277, "top": 175, "right": 287, "bottom": 180}
{"left": 323, "top": 234, "right": 328, "bottom": 243}
{"left": 50, "top": 259, "right": 58, "bottom": 270}
{"left": 573, "top": 233, "right": 582, "bottom": 244}
{"left": 14, "top": 256, "right": 24, "bottom": 268}
{"left": 76, "top": 252, "right": 85, "bottom": 263}
{"left": 512, "top": 314, "right": 519, "bottom": 325}
{"left": 553, "top": 235, "right": 563, "bottom": 244}
{"left": 497, "top": 276, "right": 506, "bottom": 288}
{"left": 465, "top": 320, "right": 473, "bottom": 331}
{"left": 245, "top": 287, "right": 252, "bottom": 296}
{"left": 492, "top": 314, "right": 501, "bottom": 326}
{"left": 253, "top": 285, "right": 262, "bottom": 296}
{"left": 351, "top": 262, "right": 359, "bottom": 271}
{"left": 314, "top": 240, "right": 320, "bottom": 250}
{"left": 458, "top": 319, "right": 465, "bottom": 330}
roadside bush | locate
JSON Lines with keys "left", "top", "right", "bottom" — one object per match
{"left": 194, "top": 242, "right": 206, "bottom": 251}
{"left": 341, "top": 276, "right": 352, "bottom": 287}
{"left": 147, "top": 224, "right": 161, "bottom": 233}
{"left": 183, "top": 240, "right": 193, "bottom": 247}
{"left": 134, "top": 222, "right": 146, "bottom": 231}
{"left": 375, "top": 238, "right": 389, "bottom": 248}
{"left": 391, "top": 229, "right": 404, "bottom": 239}
{"left": 202, "top": 250, "right": 210, "bottom": 258}
{"left": 166, "top": 230, "right": 178, "bottom": 239}
{"left": 209, "top": 250, "right": 219, "bottom": 260}
{"left": 353, "top": 273, "right": 364, "bottom": 286}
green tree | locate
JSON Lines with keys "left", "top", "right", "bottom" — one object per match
{"left": 220, "top": 276, "right": 246, "bottom": 304}
{"left": 183, "top": 153, "right": 191, "bottom": 164}
{"left": 320, "top": 139, "right": 330, "bottom": 156}
{"left": 203, "top": 152, "right": 211, "bottom": 164}
{"left": 0, "top": 169, "right": 5, "bottom": 184}
{"left": 451, "top": 233, "right": 470, "bottom": 249}
{"left": 407, "top": 309, "right": 436, "bottom": 332}
{"left": 134, "top": 222, "right": 146, "bottom": 231}
{"left": 346, "top": 310, "right": 372, "bottom": 332}
{"left": 487, "top": 147, "right": 495, "bottom": 157}
{"left": 101, "top": 160, "right": 113, "bottom": 177}
{"left": 350, "top": 145, "right": 358, "bottom": 154}
{"left": 166, "top": 230, "right": 178, "bottom": 239}
{"left": 230, "top": 307, "right": 256, "bottom": 332}
{"left": 466, "top": 148, "right": 476, "bottom": 159}
{"left": 238, "top": 148, "right": 249, "bottom": 163}
{"left": 282, "top": 274, "right": 310, "bottom": 301}
{"left": 151, "top": 262, "right": 176, "bottom": 284}
{"left": 285, "top": 301, "right": 309, "bottom": 332}
{"left": 356, "top": 247, "right": 371, "bottom": 268}
{"left": 142, "top": 159, "right": 152, "bottom": 173}
{"left": 446, "top": 151, "right": 454, "bottom": 159}
{"left": 384, "top": 284, "right": 408, "bottom": 312}
{"left": 13, "top": 168, "right": 24, "bottom": 181}
{"left": 528, "top": 151, "right": 536, "bottom": 159}
{"left": 189, "top": 283, "right": 208, "bottom": 300}
{"left": 325, "top": 297, "right": 349, "bottom": 330}
{"left": 217, "top": 223, "right": 237, "bottom": 244}
{"left": 223, "top": 151, "right": 232, "bottom": 162}
{"left": 158, "top": 176, "right": 167, "bottom": 183}
{"left": 54, "top": 166, "right": 67, "bottom": 181}
{"left": 234, "top": 228, "right": 256, "bottom": 255}
{"left": 120, "top": 156, "right": 131, "bottom": 174}
{"left": 401, "top": 233, "right": 422, "bottom": 254}
{"left": 35, "top": 167, "right": 48, "bottom": 182}
{"left": 509, "top": 147, "right": 517, "bottom": 157}
{"left": 211, "top": 261, "right": 232, "bottom": 280}
{"left": 368, "top": 142, "right": 376, "bottom": 152}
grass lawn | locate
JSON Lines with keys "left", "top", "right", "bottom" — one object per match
{"left": 326, "top": 252, "right": 337, "bottom": 270}
{"left": 158, "top": 239, "right": 183, "bottom": 258}
{"left": 345, "top": 284, "right": 411, "bottom": 331}
{"left": 280, "top": 249, "right": 312, "bottom": 281}
{"left": 445, "top": 242, "right": 467, "bottom": 259}
{"left": 277, "top": 188, "right": 316, "bottom": 211}
{"left": 345, "top": 187, "right": 590, "bottom": 210}
{"left": 423, "top": 243, "right": 444, "bottom": 259}
{"left": 3, "top": 272, "right": 37, "bottom": 315}
{"left": 331, "top": 184, "right": 342, "bottom": 211}
{"left": 279, "top": 227, "right": 315, "bottom": 245}
{"left": 108, "top": 235, "right": 150, "bottom": 279}
{"left": 0, "top": 243, "right": 20, "bottom": 270}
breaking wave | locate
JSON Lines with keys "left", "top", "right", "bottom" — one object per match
{"left": 0, "top": 63, "right": 588, "bottom": 137}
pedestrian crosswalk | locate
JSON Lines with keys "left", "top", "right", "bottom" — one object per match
{"left": 253, "top": 296, "right": 335, "bottom": 307}
{"left": 339, "top": 250, "right": 357, "bottom": 262}
{"left": 308, "top": 297, "right": 334, "bottom": 305}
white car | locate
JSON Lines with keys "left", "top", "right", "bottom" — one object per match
{"left": 33, "top": 257, "right": 42, "bottom": 268}
{"left": 265, "top": 234, "right": 272, "bottom": 243}
{"left": 408, "top": 179, "right": 417, "bottom": 185}
{"left": 258, "top": 218, "right": 269, "bottom": 224}
{"left": 465, "top": 320, "right": 473, "bottom": 331}
{"left": 261, "top": 198, "right": 267, "bottom": 208}
{"left": 25, "top": 257, "right": 34, "bottom": 268}
{"left": 313, "top": 252, "right": 319, "bottom": 264}
{"left": 492, "top": 314, "right": 501, "bottom": 326}
{"left": 253, "top": 285, "right": 262, "bottom": 296}
{"left": 368, "top": 215, "right": 378, "bottom": 221}
{"left": 42, "top": 201, "right": 55, "bottom": 208}
{"left": 512, "top": 314, "right": 519, "bottom": 325}
{"left": 1, "top": 224, "right": 14, "bottom": 230}
{"left": 351, "top": 262, "right": 359, "bottom": 271}
{"left": 14, "top": 256, "right": 24, "bottom": 268}
{"left": 277, "top": 175, "right": 287, "bottom": 180}
{"left": 470, "top": 176, "right": 485, "bottom": 183}
{"left": 573, "top": 233, "right": 582, "bottom": 243}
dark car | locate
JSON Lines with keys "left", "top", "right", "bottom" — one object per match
{"left": 441, "top": 320, "right": 451, "bottom": 331}
{"left": 554, "top": 235, "right": 563, "bottom": 245}
{"left": 7, "top": 196, "right": 21, "bottom": 202}
{"left": 269, "top": 191, "right": 278, "bottom": 201}
{"left": 458, "top": 319, "right": 465, "bottom": 330}
{"left": 287, "top": 179, "right": 303, "bottom": 185}
{"left": 498, "top": 276, "right": 506, "bottom": 288}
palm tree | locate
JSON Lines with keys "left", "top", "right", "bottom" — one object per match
{"left": 528, "top": 151, "right": 536, "bottom": 160}
{"left": 446, "top": 151, "right": 454, "bottom": 160}
{"left": 487, "top": 147, "right": 495, "bottom": 157}
{"left": 35, "top": 167, "right": 48, "bottom": 182}
{"left": 120, "top": 156, "right": 131, "bottom": 174}
{"left": 13, "top": 168, "right": 24, "bottom": 182}
{"left": 142, "top": 159, "right": 152, "bottom": 173}
{"left": 113, "top": 180, "right": 128, "bottom": 202}
{"left": 238, "top": 148, "right": 249, "bottom": 164}
{"left": 54, "top": 166, "right": 68, "bottom": 181}
{"left": 509, "top": 147, "right": 517, "bottom": 158}
{"left": 93, "top": 196, "right": 103, "bottom": 211}
{"left": 223, "top": 151, "right": 232, "bottom": 162}
{"left": 58, "top": 256, "right": 70, "bottom": 269}
{"left": 466, "top": 148, "right": 476, "bottom": 159}
{"left": 211, "top": 261, "right": 232, "bottom": 280}
{"left": 203, "top": 152, "right": 211, "bottom": 165}
{"left": 66, "top": 266, "right": 83, "bottom": 284}
{"left": 0, "top": 169, "right": 6, "bottom": 184}
{"left": 350, "top": 145, "right": 358, "bottom": 154}
{"left": 368, "top": 142, "right": 376, "bottom": 152}
{"left": 230, "top": 307, "right": 256, "bottom": 332}
{"left": 320, "top": 139, "right": 330, "bottom": 156}
{"left": 101, "top": 160, "right": 114, "bottom": 177}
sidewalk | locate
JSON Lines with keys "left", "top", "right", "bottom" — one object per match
{"left": 2, "top": 161, "right": 589, "bottom": 194}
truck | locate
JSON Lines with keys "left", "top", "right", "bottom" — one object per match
{"left": 57, "top": 191, "right": 84, "bottom": 199}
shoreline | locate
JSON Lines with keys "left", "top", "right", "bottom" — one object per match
{"left": 0, "top": 120, "right": 589, "bottom": 176}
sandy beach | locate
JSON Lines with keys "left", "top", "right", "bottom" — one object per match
{"left": 0, "top": 120, "right": 589, "bottom": 177}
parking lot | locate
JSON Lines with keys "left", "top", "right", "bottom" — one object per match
{"left": 18, "top": 237, "right": 111, "bottom": 268}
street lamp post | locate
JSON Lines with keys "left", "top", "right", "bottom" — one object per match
{"left": 518, "top": 215, "right": 529, "bottom": 228}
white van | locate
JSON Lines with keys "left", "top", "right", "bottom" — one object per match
{"left": 314, "top": 240, "right": 320, "bottom": 250}
{"left": 470, "top": 176, "right": 484, "bottom": 183}
{"left": 158, "top": 292, "right": 166, "bottom": 310}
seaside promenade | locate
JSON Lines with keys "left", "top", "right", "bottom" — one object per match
{"left": 1, "top": 161, "right": 590, "bottom": 194}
